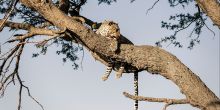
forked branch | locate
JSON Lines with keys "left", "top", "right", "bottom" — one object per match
{"left": 0, "top": 19, "right": 63, "bottom": 110}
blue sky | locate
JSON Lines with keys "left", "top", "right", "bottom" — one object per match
{"left": 0, "top": 0, "right": 219, "bottom": 110}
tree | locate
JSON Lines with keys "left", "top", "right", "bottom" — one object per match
{"left": 0, "top": 0, "right": 219, "bottom": 110}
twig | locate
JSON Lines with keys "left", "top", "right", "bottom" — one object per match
{"left": 0, "top": 45, "right": 18, "bottom": 59}
{"left": 14, "top": 43, "right": 24, "bottom": 110}
{"left": 0, "top": 40, "right": 44, "bottom": 110}
{"left": 146, "top": 0, "right": 160, "bottom": 15}
{"left": 130, "top": 0, "right": 135, "bottom": 3}
{"left": 0, "top": 45, "right": 20, "bottom": 76}
{"left": 15, "top": 44, "right": 44, "bottom": 110}
{"left": 80, "top": 45, "right": 84, "bottom": 71}
{"left": 23, "top": 85, "right": 45, "bottom": 110}
{"left": 163, "top": 102, "right": 172, "bottom": 110}
{"left": 0, "top": 0, "right": 19, "bottom": 31}
{"left": 15, "top": 42, "right": 44, "bottom": 110}
{"left": 16, "top": 73, "right": 45, "bottom": 110}
{"left": 0, "top": 79, "right": 14, "bottom": 97}
{"left": 196, "top": 5, "right": 215, "bottom": 37}
{"left": 188, "top": 26, "right": 197, "bottom": 38}
{"left": 7, "top": 30, "right": 62, "bottom": 43}
{"left": 0, "top": 53, "right": 16, "bottom": 82}
{"left": 166, "top": 20, "right": 195, "bottom": 47}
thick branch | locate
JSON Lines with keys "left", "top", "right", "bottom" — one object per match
{"left": 0, "top": 19, "right": 66, "bottom": 42}
{"left": 195, "top": 0, "right": 220, "bottom": 28}
{"left": 19, "top": 0, "right": 220, "bottom": 109}
{"left": 0, "top": 19, "right": 32, "bottom": 30}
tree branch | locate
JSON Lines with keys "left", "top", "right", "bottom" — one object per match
{"left": 17, "top": 0, "right": 220, "bottom": 109}
{"left": 0, "top": 19, "right": 67, "bottom": 43}
{"left": 0, "top": 40, "right": 44, "bottom": 110}
{"left": 146, "top": 0, "right": 160, "bottom": 15}
{"left": 123, "top": 92, "right": 189, "bottom": 110}
{"left": 195, "top": 0, "right": 220, "bottom": 28}
{"left": 123, "top": 92, "right": 189, "bottom": 104}
{"left": 0, "top": 0, "right": 19, "bottom": 31}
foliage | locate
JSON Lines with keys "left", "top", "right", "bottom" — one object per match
{"left": 0, "top": 1, "right": 219, "bottom": 110}
{"left": 0, "top": 0, "right": 86, "bottom": 68}
{"left": 0, "top": 0, "right": 87, "bottom": 25}
{"left": 97, "top": 0, "right": 116, "bottom": 5}
{"left": 32, "top": 38, "right": 82, "bottom": 69}
{"left": 155, "top": 0, "right": 214, "bottom": 49}
{"left": 97, "top": 0, "right": 215, "bottom": 49}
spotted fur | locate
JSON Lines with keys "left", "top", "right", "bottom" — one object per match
{"left": 96, "top": 20, "right": 124, "bottom": 81}
{"left": 96, "top": 20, "right": 120, "bottom": 40}
{"left": 96, "top": 20, "right": 139, "bottom": 110}
{"left": 134, "top": 72, "right": 138, "bottom": 110}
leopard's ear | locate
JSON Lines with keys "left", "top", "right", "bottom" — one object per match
{"left": 108, "top": 21, "right": 113, "bottom": 25}
{"left": 103, "top": 20, "right": 109, "bottom": 24}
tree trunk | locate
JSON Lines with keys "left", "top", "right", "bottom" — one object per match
{"left": 20, "top": 0, "right": 220, "bottom": 109}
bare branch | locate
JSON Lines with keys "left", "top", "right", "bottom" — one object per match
{"left": 195, "top": 0, "right": 220, "bottom": 28}
{"left": 146, "top": 0, "right": 160, "bottom": 15}
{"left": 7, "top": 32, "right": 61, "bottom": 43}
{"left": 163, "top": 103, "right": 172, "bottom": 110}
{"left": 0, "top": 45, "right": 18, "bottom": 59}
{"left": 1, "top": 19, "right": 66, "bottom": 39}
{"left": 0, "top": 79, "right": 14, "bottom": 98}
{"left": 11, "top": 42, "right": 24, "bottom": 110}
{"left": 0, "top": 0, "right": 19, "bottom": 31}
{"left": 197, "top": 5, "right": 216, "bottom": 37}
{"left": 123, "top": 92, "right": 189, "bottom": 109}
{"left": 1, "top": 52, "right": 16, "bottom": 78}
{"left": 0, "top": 21, "right": 68, "bottom": 44}
{"left": 13, "top": 43, "right": 44, "bottom": 110}
{"left": 123, "top": 92, "right": 189, "bottom": 104}
{"left": 23, "top": 85, "right": 45, "bottom": 110}
{"left": 0, "top": 40, "right": 44, "bottom": 110}
{"left": 130, "top": 0, "right": 135, "bottom": 3}
{"left": 0, "top": 45, "right": 20, "bottom": 76}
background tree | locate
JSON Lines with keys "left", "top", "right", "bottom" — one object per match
{"left": 0, "top": 0, "right": 219, "bottom": 110}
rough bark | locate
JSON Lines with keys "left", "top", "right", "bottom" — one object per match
{"left": 195, "top": 0, "right": 220, "bottom": 28}
{"left": 19, "top": 0, "right": 220, "bottom": 109}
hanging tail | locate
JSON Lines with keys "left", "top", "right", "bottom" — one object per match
{"left": 134, "top": 72, "right": 138, "bottom": 110}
